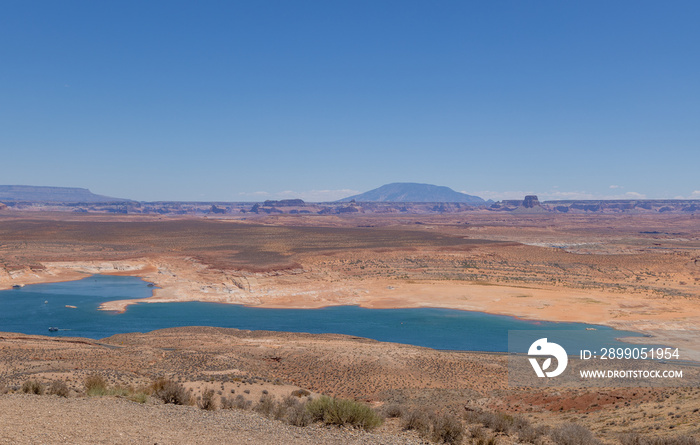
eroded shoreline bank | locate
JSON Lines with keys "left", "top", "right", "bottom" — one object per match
{"left": 3, "top": 259, "right": 699, "bottom": 341}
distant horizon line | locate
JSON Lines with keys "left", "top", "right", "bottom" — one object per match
{"left": 2, "top": 184, "right": 700, "bottom": 204}
{"left": 3, "top": 197, "right": 700, "bottom": 205}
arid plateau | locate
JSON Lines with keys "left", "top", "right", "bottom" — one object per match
{"left": 1, "top": 210, "right": 699, "bottom": 444}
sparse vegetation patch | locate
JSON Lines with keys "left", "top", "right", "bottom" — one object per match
{"left": 306, "top": 396, "right": 383, "bottom": 431}
{"left": 21, "top": 380, "right": 44, "bottom": 395}
{"left": 150, "top": 378, "right": 191, "bottom": 406}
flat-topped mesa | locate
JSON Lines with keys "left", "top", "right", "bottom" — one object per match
{"left": 523, "top": 195, "right": 541, "bottom": 208}
{"left": 0, "top": 185, "right": 130, "bottom": 203}
{"left": 491, "top": 195, "right": 547, "bottom": 212}
{"left": 263, "top": 199, "right": 305, "bottom": 207}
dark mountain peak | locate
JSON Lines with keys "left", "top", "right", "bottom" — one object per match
{"left": 338, "top": 183, "right": 485, "bottom": 204}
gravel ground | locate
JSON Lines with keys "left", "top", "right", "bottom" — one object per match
{"left": 0, "top": 394, "right": 426, "bottom": 445}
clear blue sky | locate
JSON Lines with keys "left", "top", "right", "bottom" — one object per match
{"left": 2, "top": 1, "right": 698, "bottom": 202}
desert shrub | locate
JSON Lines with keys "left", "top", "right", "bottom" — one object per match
{"left": 221, "top": 395, "right": 244, "bottom": 410}
{"left": 286, "top": 401, "right": 313, "bottom": 427}
{"left": 48, "top": 380, "right": 70, "bottom": 397}
{"left": 621, "top": 434, "right": 647, "bottom": 445}
{"left": 511, "top": 414, "right": 532, "bottom": 431}
{"left": 621, "top": 433, "right": 699, "bottom": 445}
{"left": 480, "top": 411, "right": 515, "bottom": 433}
{"left": 254, "top": 394, "right": 277, "bottom": 417}
{"left": 22, "top": 380, "right": 44, "bottom": 395}
{"left": 381, "top": 403, "right": 404, "bottom": 418}
{"left": 464, "top": 409, "right": 482, "bottom": 424}
{"left": 291, "top": 389, "right": 310, "bottom": 398}
{"left": 306, "top": 396, "right": 383, "bottom": 431}
{"left": 464, "top": 409, "right": 533, "bottom": 436}
{"left": 234, "top": 394, "right": 252, "bottom": 410}
{"left": 550, "top": 423, "right": 600, "bottom": 445}
{"left": 151, "top": 378, "right": 191, "bottom": 405}
{"left": 85, "top": 374, "right": 107, "bottom": 396}
{"left": 470, "top": 426, "right": 498, "bottom": 445}
{"left": 663, "top": 438, "right": 697, "bottom": 445}
{"left": 198, "top": 389, "right": 217, "bottom": 410}
{"left": 273, "top": 402, "right": 288, "bottom": 420}
{"left": 0, "top": 384, "right": 8, "bottom": 395}
{"left": 519, "top": 424, "right": 550, "bottom": 443}
{"left": 401, "top": 409, "right": 431, "bottom": 436}
{"left": 305, "top": 396, "right": 331, "bottom": 420}
{"left": 469, "top": 425, "right": 485, "bottom": 438}
{"left": 272, "top": 395, "right": 301, "bottom": 421}
{"left": 662, "top": 437, "right": 698, "bottom": 445}
{"left": 430, "top": 412, "right": 463, "bottom": 444}
{"left": 282, "top": 395, "right": 300, "bottom": 407}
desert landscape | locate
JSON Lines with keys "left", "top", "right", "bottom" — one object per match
{"left": 1, "top": 210, "right": 698, "bottom": 331}
{"left": 1, "top": 209, "right": 699, "bottom": 444}
{"left": 4, "top": 1, "right": 698, "bottom": 442}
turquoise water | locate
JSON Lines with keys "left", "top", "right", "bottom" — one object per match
{"left": 0, "top": 275, "right": 642, "bottom": 351}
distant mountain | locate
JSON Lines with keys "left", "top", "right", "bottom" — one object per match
{"left": 338, "top": 183, "right": 486, "bottom": 204}
{"left": 0, "top": 185, "right": 131, "bottom": 203}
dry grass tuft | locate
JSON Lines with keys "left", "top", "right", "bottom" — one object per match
{"left": 430, "top": 412, "right": 463, "bottom": 444}
{"left": 21, "top": 380, "right": 44, "bottom": 395}
{"left": 621, "top": 433, "right": 699, "bottom": 445}
{"left": 381, "top": 403, "right": 404, "bottom": 418}
{"left": 285, "top": 400, "right": 313, "bottom": 427}
{"left": 84, "top": 374, "right": 107, "bottom": 396}
{"left": 197, "top": 389, "right": 217, "bottom": 410}
{"left": 401, "top": 409, "right": 431, "bottom": 436}
{"left": 150, "top": 378, "right": 191, "bottom": 405}
{"left": 550, "top": 422, "right": 601, "bottom": 445}
{"left": 254, "top": 394, "right": 276, "bottom": 417}
{"left": 48, "top": 380, "right": 70, "bottom": 398}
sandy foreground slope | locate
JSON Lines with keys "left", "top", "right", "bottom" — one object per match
{"left": 1, "top": 327, "right": 699, "bottom": 443}
{"left": 0, "top": 395, "right": 424, "bottom": 445}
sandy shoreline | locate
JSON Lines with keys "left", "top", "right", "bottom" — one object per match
{"left": 2, "top": 259, "right": 698, "bottom": 331}
{"left": 2, "top": 259, "right": 700, "bottom": 361}
{"left": 1, "top": 213, "right": 696, "bottom": 348}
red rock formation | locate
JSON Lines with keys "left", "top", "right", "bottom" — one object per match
{"left": 523, "top": 195, "right": 541, "bottom": 208}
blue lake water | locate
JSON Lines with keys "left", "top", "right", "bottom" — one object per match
{"left": 0, "top": 275, "right": 644, "bottom": 352}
